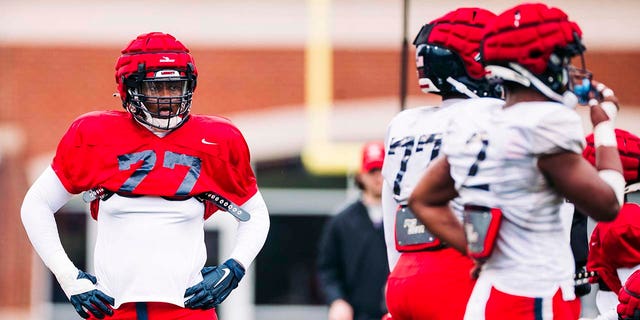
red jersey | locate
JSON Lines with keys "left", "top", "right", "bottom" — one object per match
{"left": 51, "top": 111, "right": 258, "bottom": 207}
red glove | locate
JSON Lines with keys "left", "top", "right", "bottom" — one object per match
{"left": 618, "top": 269, "right": 640, "bottom": 320}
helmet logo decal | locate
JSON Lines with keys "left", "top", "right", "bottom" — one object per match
{"left": 155, "top": 70, "right": 181, "bottom": 78}
{"left": 514, "top": 11, "right": 521, "bottom": 27}
{"left": 160, "top": 56, "right": 175, "bottom": 63}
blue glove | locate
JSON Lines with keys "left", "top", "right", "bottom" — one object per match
{"left": 184, "top": 259, "right": 245, "bottom": 309}
{"left": 69, "top": 270, "right": 115, "bottom": 319}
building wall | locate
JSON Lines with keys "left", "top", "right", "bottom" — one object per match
{"left": 0, "top": 152, "right": 31, "bottom": 308}
{"left": 2, "top": 46, "right": 638, "bottom": 160}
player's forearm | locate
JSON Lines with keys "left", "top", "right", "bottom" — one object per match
{"left": 410, "top": 203, "right": 467, "bottom": 254}
{"left": 408, "top": 157, "right": 465, "bottom": 252}
{"left": 584, "top": 121, "right": 624, "bottom": 220}
{"left": 590, "top": 84, "right": 624, "bottom": 208}
{"left": 228, "top": 190, "right": 270, "bottom": 269}
{"left": 20, "top": 166, "right": 77, "bottom": 278}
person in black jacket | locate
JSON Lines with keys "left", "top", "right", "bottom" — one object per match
{"left": 317, "top": 141, "right": 389, "bottom": 320}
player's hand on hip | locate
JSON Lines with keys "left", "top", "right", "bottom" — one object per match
{"left": 61, "top": 270, "right": 114, "bottom": 319}
{"left": 588, "top": 80, "right": 619, "bottom": 127}
{"left": 184, "top": 258, "right": 245, "bottom": 309}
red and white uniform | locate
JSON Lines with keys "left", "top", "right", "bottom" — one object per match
{"left": 381, "top": 98, "right": 477, "bottom": 320}
{"left": 52, "top": 110, "right": 257, "bottom": 202}
{"left": 22, "top": 111, "right": 269, "bottom": 310}
{"left": 443, "top": 99, "right": 584, "bottom": 319}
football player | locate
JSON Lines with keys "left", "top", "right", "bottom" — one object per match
{"left": 21, "top": 32, "right": 270, "bottom": 319}
{"left": 583, "top": 129, "right": 640, "bottom": 319}
{"left": 409, "top": 3, "right": 624, "bottom": 319}
{"left": 381, "top": 7, "right": 499, "bottom": 320}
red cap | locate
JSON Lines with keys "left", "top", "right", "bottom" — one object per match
{"left": 361, "top": 141, "right": 385, "bottom": 173}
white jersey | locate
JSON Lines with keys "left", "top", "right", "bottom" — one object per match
{"left": 94, "top": 194, "right": 206, "bottom": 308}
{"left": 443, "top": 99, "right": 585, "bottom": 299}
{"left": 382, "top": 99, "right": 465, "bottom": 205}
{"left": 21, "top": 166, "right": 270, "bottom": 309}
{"left": 381, "top": 98, "right": 470, "bottom": 269}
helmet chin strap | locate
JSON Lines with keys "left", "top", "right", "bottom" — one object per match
{"left": 507, "top": 63, "right": 578, "bottom": 108}
{"left": 140, "top": 111, "right": 183, "bottom": 131}
{"left": 446, "top": 77, "right": 479, "bottom": 98}
{"left": 627, "top": 182, "right": 640, "bottom": 194}
{"left": 135, "top": 119, "right": 171, "bottom": 137}
{"left": 485, "top": 63, "right": 578, "bottom": 108}
{"left": 150, "top": 116, "right": 182, "bottom": 130}
{"left": 561, "top": 91, "right": 578, "bottom": 109}
{"left": 127, "top": 104, "right": 183, "bottom": 135}
{"left": 419, "top": 77, "right": 481, "bottom": 98}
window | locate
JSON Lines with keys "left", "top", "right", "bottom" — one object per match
{"left": 255, "top": 214, "right": 329, "bottom": 305}
{"left": 203, "top": 230, "right": 220, "bottom": 266}
{"left": 255, "top": 156, "right": 346, "bottom": 189}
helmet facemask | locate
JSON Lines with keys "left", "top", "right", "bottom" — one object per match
{"left": 567, "top": 49, "right": 594, "bottom": 105}
{"left": 124, "top": 65, "right": 196, "bottom": 131}
{"left": 129, "top": 71, "right": 192, "bottom": 130}
{"left": 542, "top": 32, "right": 589, "bottom": 99}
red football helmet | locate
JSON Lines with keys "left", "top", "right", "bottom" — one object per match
{"left": 481, "top": 3, "right": 586, "bottom": 104}
{"left": 413, "top": 7, "right": 499, "bottom": 98}
{"left": 583, "top": 129, "right": 640, "bottom": 185}
{"left": 115, "top": 32, "right": 198, "bottom": 130}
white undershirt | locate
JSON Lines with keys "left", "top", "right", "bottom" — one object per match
{"left": 21, "top": 166, "right": 269, "bottom": 307}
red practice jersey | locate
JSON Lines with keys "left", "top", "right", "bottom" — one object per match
{"left": 51, "top": 110, "right": 257, "bottom": 207}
